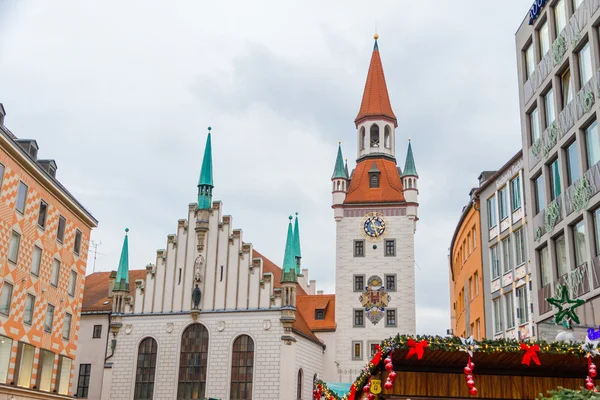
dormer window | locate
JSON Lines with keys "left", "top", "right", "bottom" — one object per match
{"left": 315, "top": 309, "right": 325, "bottom": 320}
{"left": 368, "top": 162, "right": 380, "bottom": 188}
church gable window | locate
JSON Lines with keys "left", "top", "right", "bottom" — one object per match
{"left": 297, "top": 369, "right": 303, "bottom": 400}
{"left": 178, "top": 324, "right": 209, "bottom": 399}
{"left": 230, "top": 335, "right": 254, "bottom": 400}
{"left": 134, "top": 337, "right": 158, "bottom": 400}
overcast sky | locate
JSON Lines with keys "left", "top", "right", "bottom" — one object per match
{"left": 0, "top": 0, "right": 532, "bottom": 335}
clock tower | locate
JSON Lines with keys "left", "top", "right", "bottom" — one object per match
{"left": 331, "top": 34, "right": 418, "bottom": 381}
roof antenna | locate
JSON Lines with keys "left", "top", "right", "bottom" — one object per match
{"left": 90, "top": 240, "right": 103, "bottom": 273}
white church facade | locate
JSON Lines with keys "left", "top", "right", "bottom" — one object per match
{"left": 73, "top": 35, "right": 419, "bottom": 400}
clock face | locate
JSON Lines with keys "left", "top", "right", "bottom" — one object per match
{"left": 363, "top": 213, "right": 386, "bottom": 239}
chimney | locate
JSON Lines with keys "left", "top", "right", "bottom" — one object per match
{"left": 309, "top": 280, "right": 316, "bottom": 295}
{"left": 108, "top": 271, "right": 117, "bottom": 298}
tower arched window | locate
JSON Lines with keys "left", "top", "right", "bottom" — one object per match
{"left": 230, "top": 335, "right": 254, "bottom": 400}
{"left": 177, "top": 324, "right": 209, "bottom": 399}
{"left": 134, "top": 337, "right": 158, "bottom": 400}
{"left": 384, "top": 125, "right": 391, "bottom": 148}
{"left": 337, "top": 181, "right": 341, "bottom": 191}
{"left": 370, "top": 124, "right": 380, "bottom": 148}
{"left": 297, "top": 369, "right": 303, "bottom": 400}
{"left": 360, "top": 127, "right": 366, "bottom": 150}
{"left": 370, "top": 174, "right": 379, "bottom": 188}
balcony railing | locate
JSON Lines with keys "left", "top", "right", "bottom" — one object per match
{"left": 540, "top": 262, "right": 591, "bottom": 315}
{"left": 532, "top": 195, "right": 563, "bottom": 242}
{"left": 564, "top": 160, "right": 599, "bottom": 216}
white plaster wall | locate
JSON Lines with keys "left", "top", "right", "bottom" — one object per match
{"left": 294, "top": 336, "right": 324, "bottom": 400}
{"left": 314, "top": 331, "right": 337, "bottom": 382}
{"left": 213, "top": 216, "right": 231, "bottom": 310}
{"left": 172, "top": 224, "right": 188, "bottom": 312}
{"left": 72, "top": 314, "right": 109, "bottom": 400}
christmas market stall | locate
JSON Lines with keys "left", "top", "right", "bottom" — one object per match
{"left": 314, "top": 334, "right": 600, "bottom": 400}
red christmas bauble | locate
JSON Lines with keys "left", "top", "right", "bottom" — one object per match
{"left": 470, "top": 362, "right": 475, "bottom": 369}
{"left": 368, "top": 394, "right": 376, "bottom": 400}
{"left": 385, "top": 362, "right": 394, "bottom": 372}
{"left": 363, "top": 385, "right": 370, "bottom": 393}
{"left": 591, "top": 369, "right": 598, "bottom": 378}
{"left": 586, "top": 381, "right": 595, "bottom": 390}
{"left": 464, "top": 366, "right": 472, "bottom": 375}
{"left": 384, "top": 381, "right": 393, "bottom": 390}
{"left": 384, "top": 357, "right": 392, "bottom": 365}
{"left": 465, "top": 374, "right": 473, "bottom": 382}
{"left": 467, "top": 379, "right": 475, "bottom": 388}
{"left": 389, "top": 371, "right": 397, "bottom": 380}
{"left": 587, "top": 376, "right": 592, "bottom": 382}
{"left": 592, "top": 363, "right": 597, "bottom": 369}
{"left": 470, "top": 387, "right": 478, "bottom": 395}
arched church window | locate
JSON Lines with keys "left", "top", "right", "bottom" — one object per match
{"left": 337, "top": 181, "right": 341, "bottom": 191}
{"left": 230, "top": 335, "right": 254, "bottom": 400}
{"left": 384, "top": 125, "right": 391, "bottom": 148}
{"left": 370, "top": 124, "right": 379, "bottom": 148}
{"left": 408, "top": 179, "right": 412, "bottom": 189}
{"left": 370, "top": 174, "right": 379, "bottom": 188}
{"left": 134, "top": 337, "right": 158, "bottom": 400}
{"left": 297, "top": 369, "right": 303, "bottom": 400}
{"left": 177, "top": 324, "right": 209, "bottom": 399}
{"left": 360, "top": 127, "right": 366, "bottom": 150}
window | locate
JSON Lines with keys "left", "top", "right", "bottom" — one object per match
{"left": 56, "top": 356, "right": 72, "bottom": 395}
{"left": 561, "top": 67, "right": 572, "bottom": 108}
{"left": 574, "top": 0, "right": 584, "bottom": 8}
{"left": 470, "top": 323, "right": 475, "bottom": 336}
{"left": 469, "top": 277, "right": 473, "bottom": 300}
{"left": 0, "top": 335, "right": 12, "bottom": 384}
{"left": 230, "top": 335, "right": 254, "bottom": 400}
{"left": 0, "top": 282, "right": 13, "bottom": 316}
{"left": 134, "top": 337, "right": 158, "bottom": 400}
{"left": 360, "top": 127, "right": 366, "bottom": 149}
{"left": 505, "top": 292, "right": 515, "bottom": 329}
{"left": 468, "top": 233, "right": 472, "bottom": 253}
{"left": 487, "top": 196, "right": 497, "bottom": 227}
{"left": 370, "top": 124, "right": 380, "bottom": 147}
{"left": 38, "top": 349, "right": 54, "bottom": 392}
{"left": 474, "top": 271, "right": 479, "bottom": 295}
{"left": 74, "top": 230, "right": 82, "bottom": 255}
{"left": 529, "top": 107, "right": 540, "bottom": 143}
{"left": 539, "top": 245, "right": 551, "bottom": 287}
{"left": 386, "top": 309, "right": 397, "bottom": 327}
{"left": 567, "top": 140, "right": 580, "bottom": 185}
{"left": 369, "top": 343, "right": 379, "bottom": 358}
{"left": 0, "top": 163, "right": 4, "bottom": 193}
{"left": 352, "top": 341, "right": 363, "bottom": 360}
{"left": 15, "top": 181, "right": 28, "bottom": 213}
{"left": 315, "top": 309, "right": 325, "bottom": 320}
{"left": 556, "top": 234, "right": 568, "bottom": 278}
{"left": 16, "top": 342, "right": 35, "bottom": 388}
{"left": 30, "top": 245, "right": 42, "bottom": 276}
{"left": 76, "top": 364, "right": 92, "bottom": 398}
{"left": 354, "top": 275, "right": 365, "bottom": 292}
{"left": 44, "top": 304, "right": 55, "bottom": 333}
{"left": 525, "top": 42, "right": 535, "bottom": 79}
{"left": 93, "top": 324, "right": 102, "bottom": 339}
{"left": 385, "top": 274, "right": 396, "bottom": 291}
{"left": 555, "top": 0, "right": 567, "bottom": 34}
{"left": 57, "top": 215, "right": 66, "bottom": 243}
{"left": 493, "top": 298, "right": 502, "bottom": 333}
{"left": 37, "top": 200, "right": 48, "bottom": 228}
{"left": 573, "top": 220, "right": 587, "bottom": 267}
{"left": 385, "top": 239, "right": 396, "bottom": 256}
{"left": 579, "top": 41, "right": 593, "bottom": 86}
{"left": 354, "top": 309, "right": 364, "bottom": 327}
{"left": 594, "top": 208, "right": 600, "bottom": 258}
{"left": 515, "top": 229, "right": 526, "bottom": 266}
{"left": 517, "top": 286, "right": 529, "bottom": 325}
{"left": 473, "top": 227, "right": 477, "bottom": 248}
{"left": 51, "top": 259, "right": 60, "bottom": 287}
{"left": 69, "top": 270, "right": 77, "bottom": 296}
{"left": 177, "top": 324, "right": 209, "bottom": 399}
{"left": 586, "top": 120, "right": 600, "bottom": 168}
{"left": 354, "top": 240, "right": 365, "bottom": 257}
{"left": 297, "top": 369, "right": 303, "bottom": 400}
{"left": 369, "top": 173, "right": 379, "bottom": 188}
{"left": 499, "top": 188, "right": 508, "bottom": 220}
{"left": 534, "top": 174, "right": 545, "bottom": 214}
{"left": 8, "top": 230, "right": 21, "bottom": 264}
{"left": 491, "top": 245, "right": 500, "bottom": 280}
{"left": 476, "top": 318, "right": 481, "bottom": 340}
{"left": 544, "top": 88, "right": 555, "bottom": 128}
{"left": 502, "top": 236, "right": 513, "bottom": 274}
{"left": 384, "top": 125, "right": 391, "bottom": 148}
{"left": 539, "top": 20, "right": 550, "bottom": 57}
{"left": 550, "top": 159, "right": 561, "bottom": 200}
{"left": 63, "top": 313, "right": 72, "bottom": 340}
{"left": 511, "top": 176, "right": 521, "bottom": 211}
{"left": 24, "top": 294, "right": 34, "bottom": 325}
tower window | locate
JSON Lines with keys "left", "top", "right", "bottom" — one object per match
{"left": 354, "top": 240, "right": 365, "bottom": 257}
{"left": 385, "top": 240, "right": 396, "bottom": 257}
{"left": 352, "top": 341, "right": 363, "bottom": 360}
{"left": 370, "top": 124, "right": 380, "bottom": 147}
{"left": 360, "top": 127, "right": 366, "bottom": 150}
{"left": 370, "top": 174, "right": 379, "bottom": 188}
{"left": 354, "top": 275, "right": 365, "bottom": 291}
{"left": 385, "top": 274, "right": 396, "bottom": 291}
{"left": 315, "top": 309, "right": 325, "bottom": 320}
{"left": 384, "top": 125, "right": 391, "bottom": 148}
{"left": 353, "top": 309, "right": 365, "bottom": 327}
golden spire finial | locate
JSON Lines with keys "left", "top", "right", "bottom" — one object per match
{"left": 338, "top": 141, "right": 342, "bottom": 145}
{"left": 374, "top": 33, "right": 379, "bottom": 40}
{"left": 408, "top": 137, "right": 411, "bottom": 142}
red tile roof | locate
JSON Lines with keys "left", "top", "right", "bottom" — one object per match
{"left": 344, "top": 158, "right": 405, "bottom": 204}
{"left": 355, "top": 44, "right": 397, "bottom": 127}
{"left": 82, "top": 270, "right": 146, "bottom": 313}
{"left": 296, "top": 294, "right": 336, "bottom": 332}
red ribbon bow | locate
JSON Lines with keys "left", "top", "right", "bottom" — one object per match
{"left": 520, "top": 343, "right": 541, "bottom": 366}
{"left": 370, "top": 344, "right": 382, "bottom": 365}
{"left": 406, "top": 339, "right": 429, "bottom": 360}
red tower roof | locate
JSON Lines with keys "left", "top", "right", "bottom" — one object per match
{"left": 355, "top": 38, "right": 397, "bottom": 127}
{"left": 344, "top": 158, "right": 405, "bottom": 204}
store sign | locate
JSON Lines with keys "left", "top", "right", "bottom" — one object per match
{"left": 588, "top": 327, "right": 600, "bottom": 340}
{"left": 528, "top": 0, "right": 548, "bottom": 25}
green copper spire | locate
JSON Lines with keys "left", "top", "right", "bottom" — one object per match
{"left": 402, "top": 139, "right": 418, "bottom": 177}
{"left": 198, "top": 127, "right": 214, "bottom": 209}
{"left": 281, "top": 216, "right": 298, "bottom": 283}
{"left": 114, "top": 228, "right": 130, "bottom": 292}
{"left": 293, "top": 213, "right": 302, "bottom": 275}
{"left": 332, "top": 142, "right": 348, "bottom": 179}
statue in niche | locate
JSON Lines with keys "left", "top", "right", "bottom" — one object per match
{"left": 194, "top": 255, "right": 204, "bottom": 282}
{"left": 192, "top": 285, "right": 202, "bottom": 309}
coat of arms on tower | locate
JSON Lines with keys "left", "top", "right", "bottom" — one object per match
{"left": 359, "top": 275, "right": 390, "bottom": 325}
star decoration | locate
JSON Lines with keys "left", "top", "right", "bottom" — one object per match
{"left": 546, "top": 284, "right": 585, "bottom": 326}
{"left": 582, "top": 336, "right": 600, "bottom": 358}
{"left": 459, "top": 336, "right": 479, "bottom": 357}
